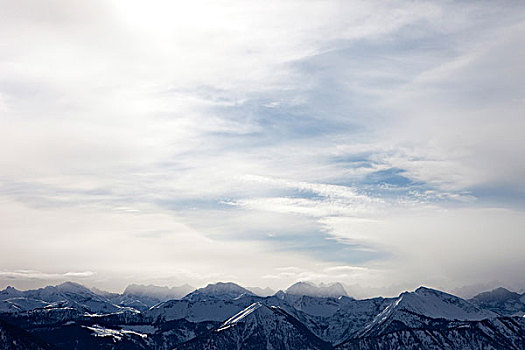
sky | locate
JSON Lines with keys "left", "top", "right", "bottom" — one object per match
{"left": 0, "top": 0, "right": 524, "bottom": 298}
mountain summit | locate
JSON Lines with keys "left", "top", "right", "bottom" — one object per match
{"left": 178, "top": 302, "right": 332, "bottom": 350}
{"left": 182, "top": 282, "right": 255, "bottom": 302}
{"left": 469, "top": 287, "right": 525, "bottom": 316}
{"left": 360, "top": 286, "right": 497, "bottom": 338}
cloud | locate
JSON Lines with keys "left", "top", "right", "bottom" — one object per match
{"left": 0, "top": 270, "right": 94, "bottom": 280}
{"left": 0, "top": 0, "right": 524, "bottom": 295}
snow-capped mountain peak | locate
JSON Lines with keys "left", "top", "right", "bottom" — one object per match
{"left": 0, "top": 286, "right": 23, "bottom": 299}
{"left": 56, "top": 281, "right": 94, "bottom": 295}
{"left": 361, "top": 286, "right": 498, "bottom": 337}
{"left": 183, "top": 301, "right": 333, "bottom": 349}
{"left": 397, "top": 286, "right": 496, "bottom": 320}
{"left": 21, "top": 282, "right": 132, "bottom": 314}
{"left": 470, "top": 287, "right": 521, "bottom": 303}
{"left": 469, "top": 287, "right": 525, "bottom": 316}
{"left": 182, "top": 282, "right": 255, "bottom": 302}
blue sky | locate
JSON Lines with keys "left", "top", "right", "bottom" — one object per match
{"left": 0, "top": 0, "right": 524, "bottom": 296}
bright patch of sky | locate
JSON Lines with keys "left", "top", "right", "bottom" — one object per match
{"left": 0, "top": 0, "right": 524, "bottom": 297}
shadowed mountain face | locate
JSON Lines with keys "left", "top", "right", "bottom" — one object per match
{"left": 359, "top": 286, "right": 497, "bottom": 338}
{"left": 337, "top": 317, "right": 525, "bottom": 350}
{"left": 0, "top": 319, "right": 56, "bottom": 350}
{"left": 176, "top": 302, "right": 332, "bottom": 350}
{"left": 0, "top": 282, "right": 524, "bottom": 349}
{"left": 469, "top": 287, "right": 525, "bottom": 317}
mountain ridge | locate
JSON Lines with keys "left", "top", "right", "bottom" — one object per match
{"left": 0, "top": 282, "right": 524, "bottom": 349}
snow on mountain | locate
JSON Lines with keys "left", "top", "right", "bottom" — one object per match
{"left": 0, "top": 297, "right": 49, "bottom": 313}
{"left": 95, "top": 291, "right": 154, "bottom": 312}
{"left": 182, "top": 282, "right": 255, "bottom": 302}
{"left": 176, "top": 302, "right": 332, "bottom": 350}
{"left": 0, "top": 286, "right": 50, "bottom": 313}
{"left": 270, "top": 293, "right": 393, "bottom": 344}
{"left": 338, "top": 316, "right": 525, "bottom": 350}
{"left": 470, "top": 287, "right": 521, "bottom": 304}
{"left": 92, "top": 284, "right": 195, "bottom": 312}
{"left": 24, "top": 281, "right": 94, "bottom": 302}
{"left": 25, "top": 282, "right": 127, "bottom": 314}
{"left": 273, "top": 292, "right": 356, "bottom": 318}
{"left": 218, "top": 302, "right": 263, "bottom": 330}
{"left": 83, "top": 324, "right": 148, "bottom": 341}
{"left": 146, "top": 294, "right": 262, "bottom": 322}
{"left": 2, "top": 281, "right": 525, "bottom": 349}
{"left": 285, "top": 282, "right": 348, "bottom": 298}
{"left": 0, "top": 286, "right": 24, "bottom": 299}
{"left": 399, "top": 287, "right": 496, "bottom": 320}
{"left": 0, "top": 282, "right": 135, "bottom": 315}
{"left": 361, "top": 286, "right": 497, "bottom": 337}
{"left": 469, "top": 287, "right": 525, "bottom": 316}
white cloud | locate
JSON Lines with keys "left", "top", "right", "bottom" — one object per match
{"left": 0, "top": 270, "right": 94, "bottom": 280}
{"left": 0, "top": 0, "right": 524, "bottom": 295}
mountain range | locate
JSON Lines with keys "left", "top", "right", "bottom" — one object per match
{"left": 0, "top": 281, "right": 524, "bottom": 349}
